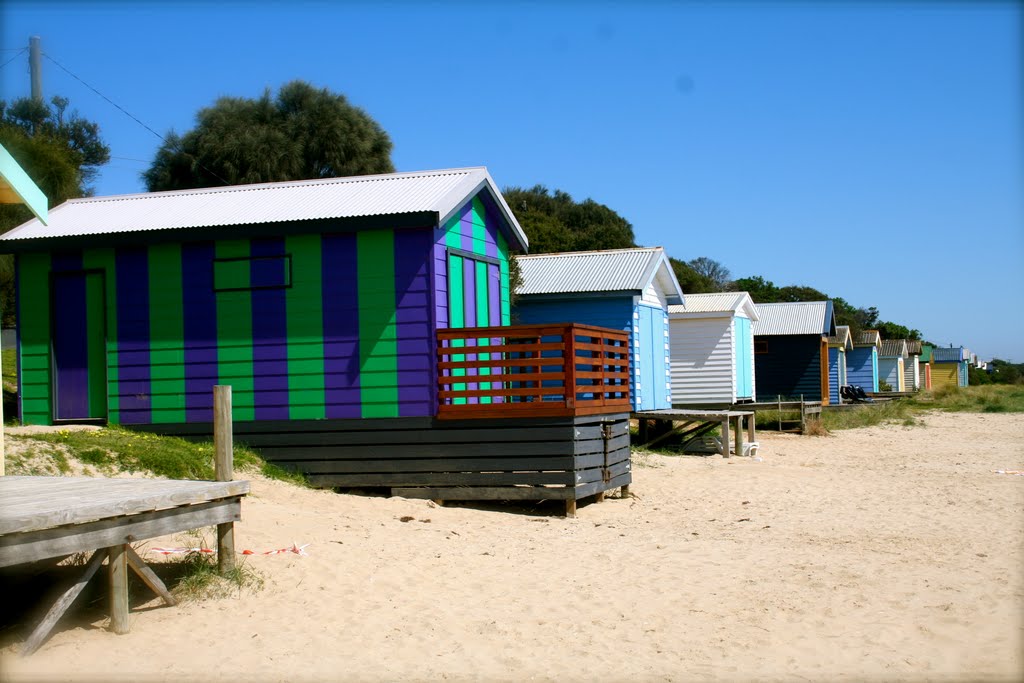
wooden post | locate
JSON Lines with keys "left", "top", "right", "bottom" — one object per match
{"left": 22, "top": 549, "right": 107, "bottom": 656}
{"left": 108, "top": 544, "right": 129, "bottom": 635}
{"left": 564, "top": 327, "right": 577, "bottom": 410}
{"left": 747, "top": 412, "right": 756, "bottom": 444}
{"left": 720, "top": 417, "right": 731, "bottom": 458}
{"left": 620, "top": 485, "right": 631, "bottom": 498}
{"left": 214, "top": 385, "right": 235, "bottom": 574}
{"left": 734, "top": 415, "right": 744, "bottom": 458}
{"left": 777, "top": 395, "right": 782, "bottom": 431}
{"left": 565, "top": 498, "right": 577, "bottom": 518}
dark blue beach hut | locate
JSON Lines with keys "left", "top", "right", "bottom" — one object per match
{"left": 751, "top": 301, "right": 836, "bottom": 404}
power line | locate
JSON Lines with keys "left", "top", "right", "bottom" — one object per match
{"left": 0, "top": 48, "right": 27, "bottom": 72}
{"left": 40, "top": 51, "right": 230, "bottom": 186}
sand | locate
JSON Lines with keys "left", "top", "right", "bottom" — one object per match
{"left": 2, "top": 411, "right": 1022, "bottom": 682}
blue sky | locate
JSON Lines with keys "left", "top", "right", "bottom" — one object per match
{"left": 2, "top": 1, "right": 1021, "bottom": 360}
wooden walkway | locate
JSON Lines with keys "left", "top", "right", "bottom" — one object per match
{"left": 634, "top": 409, "right": 756, "bottom": 457}
{"left": 0, "top": 476, "right": 249, "bottom": 654}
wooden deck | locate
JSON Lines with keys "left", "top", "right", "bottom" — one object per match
{"left": 634, "top": 409, "right": 756, "bottom": 457}
{"left": 0, "top": 476, "right": 249, "bottom": 654}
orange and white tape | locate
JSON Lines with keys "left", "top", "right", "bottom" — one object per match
{"left": 148, "top": 543, "right": 309, "bottom": 556}
{"left": 994, "top": 470, "right": 1024, "bottom": 476}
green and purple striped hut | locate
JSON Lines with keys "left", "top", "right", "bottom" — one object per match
{"left": 2, "top": 167, "right": 633, "bottom": 507}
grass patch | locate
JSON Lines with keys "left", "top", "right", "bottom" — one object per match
{"left": 163, "top": 530, "right": 264, "bottom": 602}
{"left": 917, "top": 385, "right": 1024, "bottom": 413}
{"left": 821, "top": 400, "right": 917, "bottom": 431}
{"left": 13, "top": 426, "right": 308, "bottom": 485}
{"left": 2, "top": 347, "right": 14, "bottom": 389}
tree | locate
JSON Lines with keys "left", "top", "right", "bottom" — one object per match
{"left": 731, "top": 275, "right": 780, "bottom": 303}
{"left": 876, "top": 321, "right": 921, "bottom": 341}
{"left": 1, "top": 95, "right": 111, "bottom": 326}
{"left": 143, "top": 81, "right": 394, "bottom": 191}
{"left": 502, "top": 185, "right": 636, "bottom": 254}
{"left": 669, "top": 257, "right": 714, "bottom": 293}
{"left": 686, "top": 256, "right": 731, "bottom": 291}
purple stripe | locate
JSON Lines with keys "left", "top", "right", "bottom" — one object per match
{"left": 52, "top": 252, "right": 88, "bottom": 419}
{"left": 116, "top": 247, "right": 151, "bottom": 423}
{"left": 322, "top": 233, "right": 361, "bottom": 418}
{"left": 182, "top": 242, "right": 217, "bottom": 422}
{"left": 463, "top": 257, "right": 478, "bottom": 402}
{"left": 432, "top": 241, "right": 448, "bottom": 329}
{"left": 394, "top": 229, "right": 434, "bottom": 417}
{"left": 251, "top": 239, "right": 289, "bottom": 420}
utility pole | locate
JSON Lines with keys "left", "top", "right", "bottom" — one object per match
{"left": 29, "top": 36, "right": 42, "bottom": 101}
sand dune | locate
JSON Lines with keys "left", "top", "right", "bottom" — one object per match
{"left": 2, "top": 411, "right": 1022, "bottom": 682}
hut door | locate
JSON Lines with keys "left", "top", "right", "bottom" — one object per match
{"left": 52, "top": 271, "right": 107, "bottom": 421}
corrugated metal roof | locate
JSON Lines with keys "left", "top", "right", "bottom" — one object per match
{"left": 828, "top": 325, "right": 853, "bottom": 349}
{"left": 854, "top": 330, "right": 882, "bottom": 347}
{"left": 667, "top": 291, "right": 758, "bottom": 320}
{"left": 517, "top": 247, "right": 682, "bottom": 300}
{"left": 905, "top": 340, "right": 922, "bottom": 355}
{"left": 933, "top": 346, "right": 966, "bottom": 362}
{"left": 880, "top": 339, "right": 908, "bottom": 358}
{"left": 0, "top": 166, "right": 527, "bottom": 250}
{"left": 751, "top": 301, "right": 834, "bottom": 336}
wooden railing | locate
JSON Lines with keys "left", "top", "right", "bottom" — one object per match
{"left": 437, "top": 323, "right": 630, "bottom": 419}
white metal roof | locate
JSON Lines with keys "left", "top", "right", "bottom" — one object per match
{"left": 516, "top": 247, "right": 684, "bottom": 302}
{"left": 0, "top": 166, "right": 527, "bottom": 250}
{"left": 854, "top": 330, "right": 882, "bottom": 348}
{"left": 667, "top": 291, "right": 759, "bottom": 320}
{"left": 751, "top": 301, "right": 835, "bottom": 336}
{"left": 880, "top": 339, "right": 909, "bottom": 358}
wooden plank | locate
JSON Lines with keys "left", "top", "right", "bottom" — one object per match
{"left": 0, "top": 478, "right": 250, "bottom": 535}
{"left": 214, "top": 385, "right": 236, "bottom": 575}
{"left": 108, "top": 544, "right": 129, "bottom": 635}
{"left": 439, "top": 371, "right": 564, "bottom": 387}
{"left": 437, "top": 341, "right": 565, "bottom": 356}
{"left": 393, "top": 486, "right": 574, "bottom": 501}
{"left": 438, "top": 386, "right": 568, "bottom": 399}
{"left": 296, "top": 456, "right": 575, "bottom": 474}
{"left": 437, "top": 357, "right": 565, "bottom": 371}
{"left": 0, "top": 498, "right": 242, "bottom": 568}
{"left": 312, "top": 471, "right": 576, "bottom": 488}
{"left": 126, "top": 545, "right": 176, "bottom": 606}
{"left": 20, "top": 548, "right": 107, "bottom": 656}
{"left": 237, "top": 425, "right": 588, "bottom": 447}
{"left": 576, "top": 461, "right": 631, "bottom": 485}
{"left": 720, "top": 417, "right": 731, "bottom": 458}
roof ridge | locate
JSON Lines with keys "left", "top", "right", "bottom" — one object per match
{"left": 518, "top": 246, "right": 661, "bottom": 259}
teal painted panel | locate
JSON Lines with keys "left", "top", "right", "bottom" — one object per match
{"left": 735, "top": 317, "right": 753, "bottom": 399}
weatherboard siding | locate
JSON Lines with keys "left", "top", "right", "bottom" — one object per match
{"left": 669, "top": 316, "right": 735, "bottom": 405}
{"left": 15, "top": 226, "right": 442, "bottom": 426}
{"left": 754, "top": 335, "right": 824, "bottom": 402}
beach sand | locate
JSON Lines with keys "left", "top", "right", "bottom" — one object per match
{"left": 2, "top": 411, "right": 1022, "bottom": 682}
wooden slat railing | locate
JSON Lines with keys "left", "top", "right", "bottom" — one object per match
{"left": 437, "top": 323, "right": 630, "bottom": 419}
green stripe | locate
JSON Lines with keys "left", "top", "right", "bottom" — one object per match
{"left": 148, "top": 244, "right": 186, "bottom": 424}
{"left": 470, "top": 196, "right": 487, "bottom": 255}
{"left": 448, "top": 254, "right": 466, "bottom": 404}
{"left": 82, "top": 249, "right": 118, "bottom": 422}
{"left": 17, "top": 252, "right": 52, "bottom": 424}
{"left": 357, "top": 231, "right": 398, "bottom": 418}
{"left": 215, "top": 240, "right": 254, "bottom": 421}
{"left": 286, "top": 234, "right": 326, "bottom": 419}
{"left": 497, "top": 233, "right": 511, "bottom": 325}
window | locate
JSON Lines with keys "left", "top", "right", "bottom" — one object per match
{"left": 213, "top": 255, "right": 291, "bottom": 292}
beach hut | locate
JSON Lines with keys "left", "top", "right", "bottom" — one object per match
{"left": 931, "top": 346, "right": 968, "bottom": 389}
{"left": 904, "top": 340, "right": 922, "bottom": 391}
{"left": 0, "top": 167, "right": 633, "bottom": 506}
{"left": 919, "top": 343, "right": 933, "bottom": 390}
{"left": 847, "top": 330, "right": 881, "bottom": 393}
{"left": 751, "top": 301, "right": 836, "bottom": 404}
{"left": 666, "top": 291, "right": 758, "bottom": 407}
{"left": 827, "top": 325, "right": 853, "bottom": 403}
{"left": 513, "top": 247, "right": 684, "bottom": 412}
{"left": 878, "top": 339, "right": 909, "bottom": 391}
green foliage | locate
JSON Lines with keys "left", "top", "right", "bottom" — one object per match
{"left": 670, "top": 257, "right": 714, "bottom": 293}
{"left": 502, "top": 185, "right": 636, "bottom": 254}
{"left": 143, "top": 80, "right": 394, "bottom": 191}
{"left": 877, "top": 321, "right": 921, "bottom": 341}
{"left": 820, "top": 400, "right": 917, "bottom": 430}
{"left": 878, "top": 379, "right": 893, "bottom": 392}
{"left": 14, "top": 426, "right": 308, "bottom": 485}
{"left": 731, "top": 275, "right": 780, "bottom": 303}
{"left": 984, "top": 359, "right": 1022, "bottom": 385}
{"left": 0, "top": 95, "right": 111, "bottom": 326}
{"left": 922, "top": 384, "right": 1024, "bottom": 413}
{"left": 686, "top": 256, "right": 731, "bottom": 291}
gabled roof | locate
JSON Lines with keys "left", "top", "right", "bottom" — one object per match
{"left": 517, "top": 247, "right": 684, "bottom": 303}
{"left": 905, "top": 340, "right": 922, "bottom": 355}
{"left": 667, "top": 291, "right": 758, "bottom": 320}
{"left": 880, "top": 339, "right": 909, "bottom": 358}
{"left": 933, "top": 346, "right": 967, "bottom": 362}
{"left": 751, "top": 301, "right": 835, "bottom": 337}
{"left": 0, "top": 166, "right": 527, "bottom": 251}
{"left": 828, "top": 325, "right": 853, "bottom": 350}
{"left": 854, "top": 330, "right": 882, "bottom": 348}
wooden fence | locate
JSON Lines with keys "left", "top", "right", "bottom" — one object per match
{"left": 437, "top": 323, "right": 630, "bottom": 419}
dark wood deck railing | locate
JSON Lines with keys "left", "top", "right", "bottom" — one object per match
{"left": 437, "top": 323, "right": 630, "bottom": 419}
